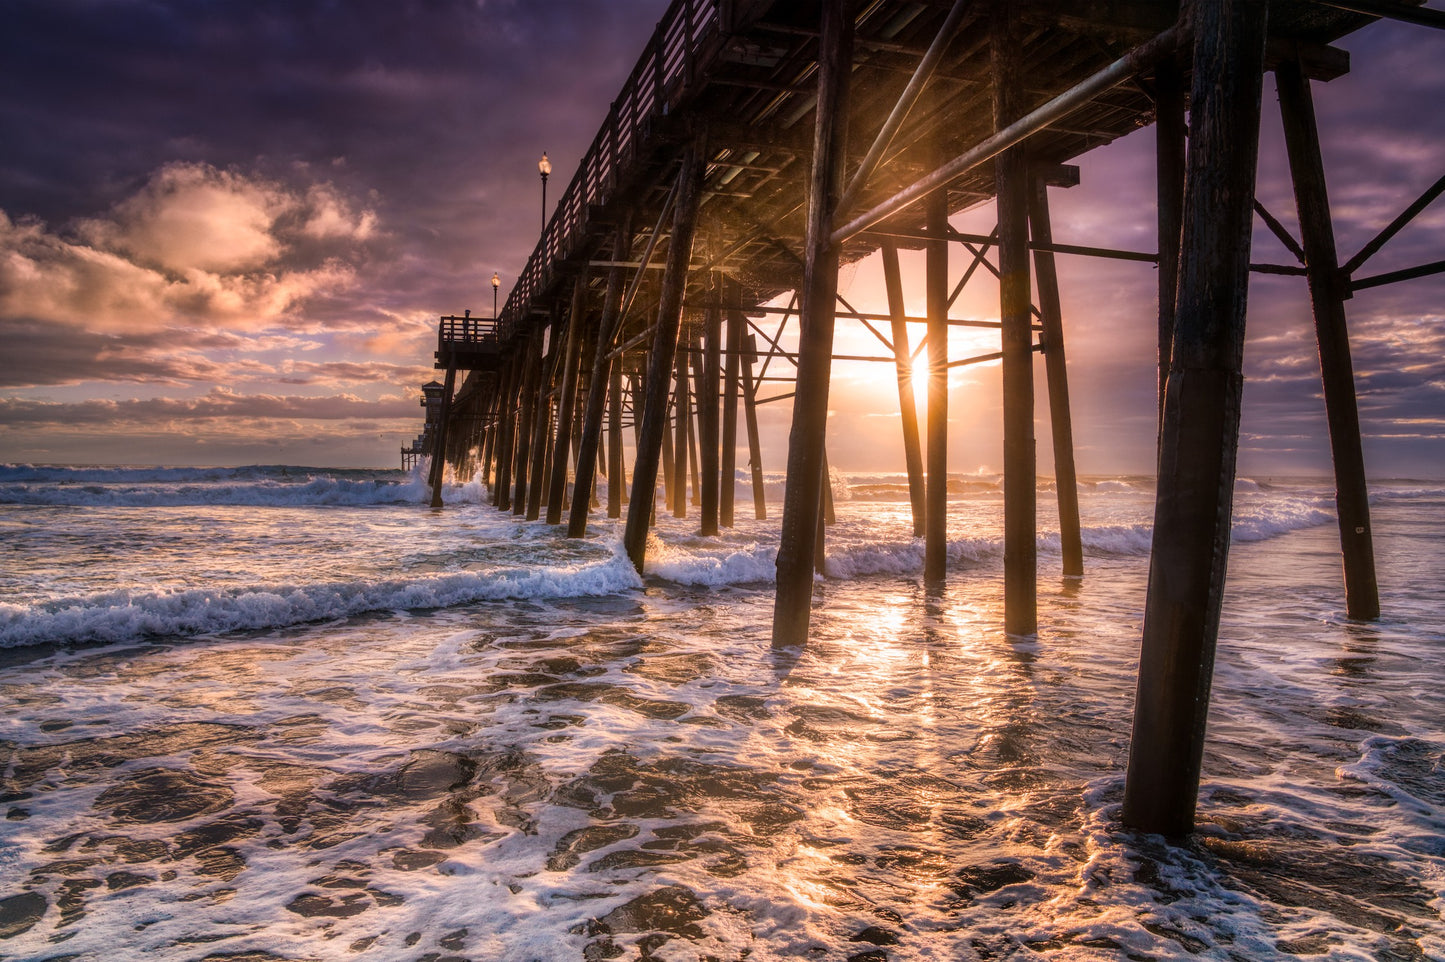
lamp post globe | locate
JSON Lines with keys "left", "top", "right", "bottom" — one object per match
{"left": 491, "top": 272, "right": 500, "bottom": 319}
{"left": 538, "top": 152, "right": 552, "bottom": 233}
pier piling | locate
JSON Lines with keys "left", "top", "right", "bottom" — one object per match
{"left": 994, "top": 3, "right": 1037, "bottom": 634}
{"left": 1123, "top": 0, "right": 1271, "bottom": 837}
{"left": 772, "top": 0, "right": 852, "bottom": 647}
{"left": 1275, "top": 56, "right": 1380, "bottom": 621}
{"left": 625, "top": 143, "right": 704, "bottom": 573}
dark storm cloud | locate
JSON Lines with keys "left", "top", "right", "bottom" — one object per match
{"left": 0, "top": 0, "right": 669, "bottom": 314}
{"left": 1, "top": 1, "right": 1441, "bottom": 471}
{"left": 0, "top": 318, "right": 433, "bottom": 389}
{"left": 0, "top": 0, "right": 668, "bottom": 462}
{"left": 0, "top": 319, "right": 241, "bottom": 387}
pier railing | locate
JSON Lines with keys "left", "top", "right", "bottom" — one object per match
{"left": 497, "top": 0, "right": 721, "bottom": 340}
{"left": 435, "top": 312, "right": 505, "bottom": 372}
{"left": 437, "top": 313, "right": 499, "bottom": 350}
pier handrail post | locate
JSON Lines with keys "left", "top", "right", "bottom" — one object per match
{"left": 1123, "top": 0, "right": 1271, "bottom": 837}
{"left": 771, "top": 0, "right": 853, "bottom": 647}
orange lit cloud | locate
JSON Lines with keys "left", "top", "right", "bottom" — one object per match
{"left": 0, "top": 388, "right": 415, "bottom": 426}
{"left": 0, "top": 163, "right": 376, "bottom": 334}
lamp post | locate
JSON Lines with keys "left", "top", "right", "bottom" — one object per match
{"left": 538, "top": 152, "right": 552, "bottom": 234}
{"left": 491, "top": 272, "right": 500, "bottom": 319}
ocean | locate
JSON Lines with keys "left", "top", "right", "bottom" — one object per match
{"left": 0, "top": 463, "right": 1441, "bottom": 961}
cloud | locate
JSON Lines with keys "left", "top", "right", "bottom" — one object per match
{"left": 275, "top": 359, "right": 437, "bottom": 387}
{"left": 0, "top": 318, "right": 434, "bottom": 389}
{"left": 0, "top": 319, "right": 249, "bottom": 387}
{"left": 0, "top": 388, "right": 416, "bottom": 427}
{"left": 78, "top": 163, "right": 285, "bottom": 273}
{"left": 0, "top": 163, "right": 378, "bottom": 334}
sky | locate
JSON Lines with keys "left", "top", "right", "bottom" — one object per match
{"left": 1, "top": 1, "right": 1442, "bottom": 477}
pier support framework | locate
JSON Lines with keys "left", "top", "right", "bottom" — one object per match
{"left": 417, "top": 0, "right": 1443, "bottom": 838}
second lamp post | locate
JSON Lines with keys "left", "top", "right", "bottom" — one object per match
{"left": 538, "top": 152, "right": 551, "bottom": 234}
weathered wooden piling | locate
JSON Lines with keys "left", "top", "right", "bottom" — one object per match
{"left": 478, "top": 380, "right": 499, "bottom": 490}
{"left": 700, "top": 290, "right": 722, "bottom": 536}
{"left": 881, "top": 239, "right": 926, "bottom": 538}
{"left": 924, "top": 161, "right": 949, "bottom": 590}
{"left": 428, "top": 362, "right": 456, "bottom": 508}
{"left": 624, "top": 143, "right": 704, "bottom": 573}
{"left": 1275, "top": 57, "right": 1380, "bottom": 621}
{"left": 493, "top": 353, "right": 520, "bottom": 511}
{"left": 547, "top": 276, "right": 589, "bottom": 524}
{"left": 660, "top": 407, "right": 676, "bottom": 512}
{"left": 1155, "top": 56, "right": 1187, "bottom": 424}
{"left": 569, "top": 225, "right": 630, "bottom": 537}
{"left": 772, "top": 0, "right": 852, "bottom": 647}
{"left": 1028, "top": 176, "right": 1084, "bottom": 579}
{"left": 720, "top": 290, "right": 742, "bottom": 527}
{"left": 742, "top": 334, "right": 766, "bottom": 521}
{"left": 512, "top": 325, "right": 542, "bottom": 517}
{"left": 994, "top": 3, "right": 1037, "bottom": 634}
{"left": 1123, "top": 0, "right": 1271, "bottom": 837}
{"left": 608, "top": 359, "right": 625, "bottom": 518}
{"left": 672, "top": 331, "right": 691, "bottom": 518}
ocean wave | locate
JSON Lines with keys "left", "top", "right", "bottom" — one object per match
{"left": 1338, "top": 735, "right": 1445, "bottom": 819}
{"left": 1373, "top": 484, "right": 1445, "bottom": 501}
{"left": 658, "top": 492, "right": 1341, "bottom": 585}
{"left": 0, "top": 463, "right": 402, "bottom": 484}
{"left": 0, "top": 473, "right": 488, "bottom": 507}
{"left": 844, "top": 478, "right": 1006, "bottom": 501}
{"left": 824, "top": 534, "right": 1000, "bottom": 578}
{"left": 645, "top": 536, "right": 779, "bottom": 586}
{"left": 0, "top": 546, "right": 642, "bottom": 649}
{"left": 1074, "top": 493, "right": 1337, "bottom": 556}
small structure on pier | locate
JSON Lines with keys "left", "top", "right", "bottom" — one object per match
{"left": 409, "top": 0, "right": 1444, "bottom": 837}
{"left": 402, "top": 381, "right": 447, "bottom": 472}
{"left": 400, "top": 436, "right": 426, "bottom": 472}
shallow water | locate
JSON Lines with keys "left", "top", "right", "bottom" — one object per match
{"left": 1, "top": 466, "right": 1442, "bottom": 960}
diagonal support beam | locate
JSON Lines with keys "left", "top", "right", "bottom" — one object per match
{"left": 837, "top": 0, "right": 975, "bottom": 216}
{"left": 832, "top": 21, "right": 1186, "bottom": 245}
{"left": 1342, "top": 172, "right": 1445, "bottom": 276}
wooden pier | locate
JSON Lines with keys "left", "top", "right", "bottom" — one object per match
{"left": 411, "top": 0, "right": 1444, "bottom": 836}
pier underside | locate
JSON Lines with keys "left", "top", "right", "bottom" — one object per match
{"left": 414, "top": 0, "right": 1443, "bottom": 835}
